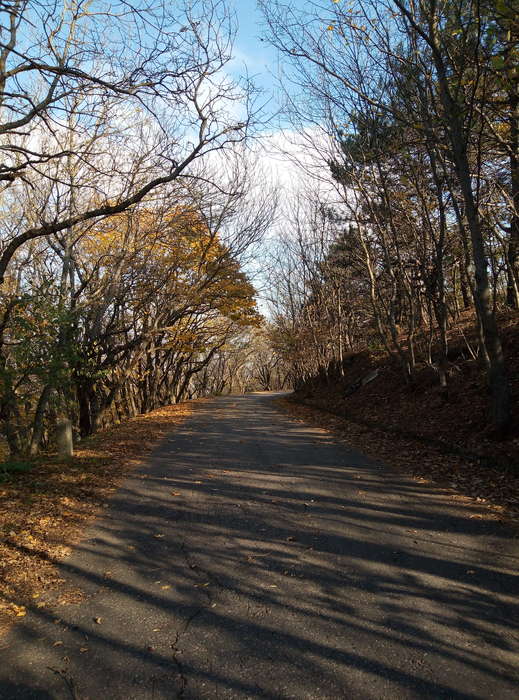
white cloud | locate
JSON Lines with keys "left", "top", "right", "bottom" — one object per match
{"left": 252, "top": 127, "right": 341, "bottom": 233}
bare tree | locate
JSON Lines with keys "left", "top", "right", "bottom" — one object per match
{"left": 259, "top": 0, "right": 515, "bottom": 434}
{"left": 0, "top": 0, "right": 256, "bottom": 284}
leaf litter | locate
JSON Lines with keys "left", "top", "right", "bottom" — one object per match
{"left": 277, "top": 398, "right": 519, "bottom": 527}
{"left": 0, "top": 401, "right": 195, "bottom": 637}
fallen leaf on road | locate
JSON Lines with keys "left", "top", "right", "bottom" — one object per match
{"left": 13, "top": 605, "right": 26, "bottom": 617}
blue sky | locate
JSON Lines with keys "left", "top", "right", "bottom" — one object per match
{"left": 231, "top": 1, "right": 281, "bottom": 105}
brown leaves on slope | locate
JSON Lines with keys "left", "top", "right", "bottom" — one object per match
{"left": 0, "top": 402, "right": 194, "bottom": 636}
{"left": 278, "top": 398, "right": 519, "bottom": 526}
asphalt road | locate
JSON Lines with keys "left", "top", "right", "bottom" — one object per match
{"left": 1, "top": 393, "right": 518, "bottom": 699}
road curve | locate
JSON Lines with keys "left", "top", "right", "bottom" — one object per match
{"left": 1, "top": 393, "right": 518, "bottom": 699}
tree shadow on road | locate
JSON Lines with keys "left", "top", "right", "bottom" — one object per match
{"left": 1, "top": 395, "right": 518, "bottom": 699}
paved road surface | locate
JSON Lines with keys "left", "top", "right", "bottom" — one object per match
{"left": 1, "top": 394, "right": 518, "bottom": 699}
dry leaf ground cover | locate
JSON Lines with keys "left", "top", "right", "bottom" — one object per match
{"left": 278, "top": 397, "right": 519, "bottom": 527}
{"left": 295, "top": 310, "right": 519, "bottom": 463}
{"left": 0, "top": 401, "right": 194, "bottom": 636}
{"left": 286, "top": 310, "right": 519, "bottom": 524}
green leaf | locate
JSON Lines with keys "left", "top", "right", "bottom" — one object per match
{"left": 491, "top": 54, "right": 505, "bottom": 70}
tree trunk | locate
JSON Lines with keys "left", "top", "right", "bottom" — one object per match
{"left": 29, "top": 385, "right": 53, "bottom": 455}
{"left": 454, "top": 153, "right": 511, "bottom": 433}
{"left": 427, "top": 26, "right": 512, "bottom": 434}
{"left": 506, "top": 79, "right": 519, "bottom": 308}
